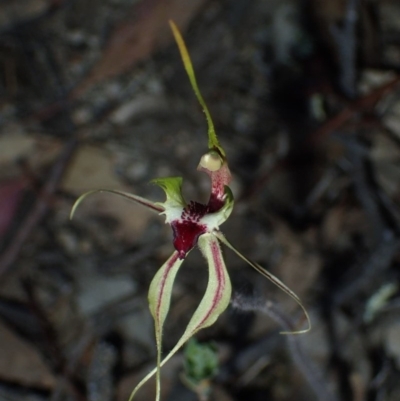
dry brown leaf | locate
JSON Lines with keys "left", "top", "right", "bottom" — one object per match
{"left": 76, "top": 0, "right": 208, "bottom": 94}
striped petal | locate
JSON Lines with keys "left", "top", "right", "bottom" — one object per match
{"left": 129, "top": 233, "right": 231, "bottom": 401}
{"left": 215, "top": 231, "right": 311, "bottom": 334}
{"left": 148, "top": 251, "right": 184, "bottom": 401}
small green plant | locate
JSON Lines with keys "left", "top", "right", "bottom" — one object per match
{"left": 71, "top": 21, "right": 310, "bottom": 401}
{"left": 182, "top": 339, "right": 218, "bottom": 401}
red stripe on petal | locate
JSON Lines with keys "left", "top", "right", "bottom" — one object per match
{"left": 155, "top": 251, "right": 180, "bottom": 321}
{"left": 198, "top": 238, "right": 226, "bottom": 327}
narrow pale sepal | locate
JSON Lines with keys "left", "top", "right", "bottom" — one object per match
{"left": 169, "top": 20, "right": 225, "bottom": 157}
{"left": 151, "top": 177, "right": 186, "bottom": 224}
{"left": 70, "top": 189, "right": 164, "bottom": 220}
{"left": 129, "top": 233, "right": 231, "bottom": 400}
{"left": 215, "top": 231, "right": 311, "bottom": 334}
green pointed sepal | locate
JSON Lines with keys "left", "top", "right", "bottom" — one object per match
{"left": 215, "top": 231, "right": 311, "bottom": 335}
{"left": 169, "top": 20, "right": 225, "bottom": 158}
{"left": 69, "top": 188, "right": 165, "bottom": 221}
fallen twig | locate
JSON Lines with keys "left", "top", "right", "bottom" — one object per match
{"left": 0, "top": 139, "right": 78, "bottom": 281}
{"left": 312, "top": 75, "right": 400, "bottom": 143}
{"left": 330, "top": 0, "right": 359, "bottom": 98}
{"left": 231, "top": 293, "right": 337, "bottom": 401}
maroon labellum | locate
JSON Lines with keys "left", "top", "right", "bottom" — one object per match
{"left": 171, "top": 200, "right": 208, "bottom": 259}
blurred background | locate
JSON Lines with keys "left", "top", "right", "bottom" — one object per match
{"left": 1, "top": 0, "right": 400, "bottom": 400}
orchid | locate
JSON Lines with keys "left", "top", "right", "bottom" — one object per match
{"left": 70, "top": 21, "right": 310, "bottom": 401}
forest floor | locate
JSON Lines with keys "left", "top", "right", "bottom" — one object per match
{"left": 1, "top": 1, "right": 400, "bottom": 400}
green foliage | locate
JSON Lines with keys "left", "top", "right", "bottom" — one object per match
{"left": 183, "top": 339, "right": 219, "bottom": 385}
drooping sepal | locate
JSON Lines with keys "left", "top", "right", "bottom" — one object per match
{"left": 70, "top": 188, "right": 164, "bottom": 220}
{"left": 215, "top": 231, "right": 311, "bottom": 335}
{"left": 128, "top": 233, "right": 231, "bottom": 401}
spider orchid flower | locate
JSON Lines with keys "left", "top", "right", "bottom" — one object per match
{"left": 70, "top": 21, "right": 310, "bottom": 401}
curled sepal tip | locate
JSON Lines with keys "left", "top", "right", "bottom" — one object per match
{"left": 215, "top": 231, "right": 311, "bottom": 335}
{"left": 169, "top": 20, "right": 225, "bottom": 157}
{"left": 69, "top": 189, "right": 164, "bottom": 220}
{"left": 129, "top": 233, "right": 231, "bottom": 401}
